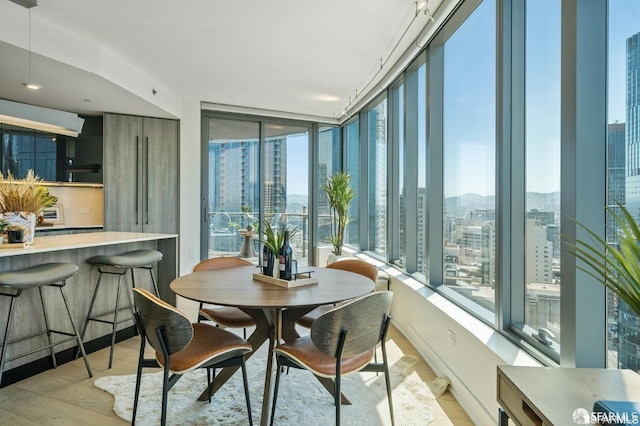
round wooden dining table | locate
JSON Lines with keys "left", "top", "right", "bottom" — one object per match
{"left": 170, "top": 264, "right": 375, "bottom": 426}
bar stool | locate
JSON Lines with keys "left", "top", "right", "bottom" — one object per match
{"left": 0, "top": 262, "right": 93, "bottom": 385}
{"left": 79, "top": 249, "right": 162, "bottom": 368}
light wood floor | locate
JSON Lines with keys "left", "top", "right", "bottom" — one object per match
{"left": 0, "top": 325, "right": 473, "bottom": 425}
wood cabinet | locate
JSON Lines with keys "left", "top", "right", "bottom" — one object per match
{"left": 103, "top": 113, "right": 179, "bottom": 233}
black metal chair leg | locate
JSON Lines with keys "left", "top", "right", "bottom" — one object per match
{"left": 109, "top": 274, "right": 123, "bottom": 369}
{"left": 38, "top": 286, "right": 57, "bottom": 368}
{"left": 58, "top": 285, "right": 93, "bottom": 378}
{"left": 241, "top": 359, "right": 253, "bottom": 425}
{"left": 270, "top": 356, "right": 282, "bottom": 426}
{"left": 0, "top": 295, "right": 18, "bottom": 386}
{"left": 148, "top": 267, "right": 160, "bottom": 297}
{"left": 76, "top": 271, "right": 105, "bottom": 360}
{"left": 132, "top": 336, "right": 146, "bottom": 426}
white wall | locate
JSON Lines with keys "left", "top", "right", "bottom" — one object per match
{"left": 175, "top": 97, "right": 203, "bottom": 317}
{"left": 386, "top": 267, "right": 540, "bottom": 425}
{"left": 177, "top": 98, "right": 202, "bottom": 273}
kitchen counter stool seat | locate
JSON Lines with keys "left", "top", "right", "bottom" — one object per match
{"left": 0, "top": 262, "right": 93, "bottom": 385}
{"left": 79, "top": 249, "right": 162, "bottom": 368}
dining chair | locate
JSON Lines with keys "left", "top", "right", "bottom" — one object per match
{"left": 270, "top": 291, "right": 395, "bottom": 426}
{"left": 296, "top": 258, "right": 379, "bottom": 329}
{"left": 210, "top": 212, "right": 237, "bottom": 252}
{"left": 131, "top": 288, "right": 253, "bottom": 426}
{"left": 194, "top": 257, "right": 257, "bottom": 338}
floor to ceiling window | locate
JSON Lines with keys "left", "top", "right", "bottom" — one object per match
{"left": 203, "top": 117, "right": 260, "bottom": 258}
{"left": 344, "top": 118, "right": 360, "bottom": 249}
{"left": 366, "top": 97, "right": 388, "bottom": 258}
{"left": 391, "top": 81, "right": 405, "bottom": 267}
{"left": 442, "top": 0, "right": 496, "bottom": 313}
{"left": 523, "top": 0, "right": 561, "bottom": 349}
{"left": 317, "top": 125, "right": 341, "bottom": 253}
{"left": 263, "top": 123, "right": 310, "bottom": 266}
{"left": 417, "top": 61, "right": 427, "bottom": 276}
{"left": 607, "top": 0, "right": 640, "bottom": 371}
{"left": 202, "top": 115, "right": 310, "bottom": 265}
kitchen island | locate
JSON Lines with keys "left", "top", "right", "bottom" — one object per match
{"left": 0, "top": 231, "right": 178, "bottom": 386}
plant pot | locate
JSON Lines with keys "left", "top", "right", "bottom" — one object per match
{"left": 2, "top": 212, "right": 36, "bottom": 244}
{"left": 7, "top": 229, "right": 24, "bottom": 243}
{"left": 327, "top": 252, "right": 350, "bottom": 265}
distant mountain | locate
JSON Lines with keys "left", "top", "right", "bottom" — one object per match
{"left": 445, "top": 193, "right": 496, "bottom": 212}
{"left": 287, "top": 194, "right": 308, "bottom": 206}
{"left": 526, "top": 191, "right": 561, "bottom": 211}
{"left": 284, "top": 192, "right": 560, "bottom": 214}
{"left": 445, "top": 192, "right": 560, "bottom": 213}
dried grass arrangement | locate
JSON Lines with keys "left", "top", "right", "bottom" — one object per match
{"left": 0, "top": 170, "right": 57, "bottom": 214}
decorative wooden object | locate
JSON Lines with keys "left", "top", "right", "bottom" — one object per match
{"left": 252, "top": 272, "right": 318, "bottom": 288}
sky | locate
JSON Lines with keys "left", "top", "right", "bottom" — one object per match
{"left": 609, "top": 1, "right": 640, "bottom": 123}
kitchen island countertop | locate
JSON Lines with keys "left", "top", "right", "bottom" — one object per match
{"left": 0, "top": 231, "right": 178, "bottom": 257}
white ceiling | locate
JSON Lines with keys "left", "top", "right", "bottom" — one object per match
{"left": 0, "top": 0, "right": 445, "bottom": 122}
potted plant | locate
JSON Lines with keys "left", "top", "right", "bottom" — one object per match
{"left": 260, "top": 218, "right": 298, "bottom": 277}
{"left": 324, "top": 172, "right": 355, "bottom": 259}
{"left": 0, "top": 169, "right": 58, "bottom": 244}
{"left": 6, "top": 224, "right": 25, "bottom": 243}
{"left": 0, "top": 218, "right": 8, "bottom": 244}
{"left": 565, "top": 201, "right": 640, "bottom": 316}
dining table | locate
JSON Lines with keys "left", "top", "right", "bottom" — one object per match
{"left": 170, "top": 264, "right": 375, "bottom": 426}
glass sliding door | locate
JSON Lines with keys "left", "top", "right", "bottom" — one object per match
{"left": 263, "top": 123, "right": 310, "bottom": 266}
{"left": 203, "top": 117, "right": 260, "bottom": 258}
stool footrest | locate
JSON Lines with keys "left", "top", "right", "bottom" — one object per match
{"left": 87, "top": 305, "right": 136, "bottom": 321}
{"left": 4, "top": 334, "right": 81, "bottom": 363}
{"left": 87, "top": 316, "right": 135, "bottom": 326}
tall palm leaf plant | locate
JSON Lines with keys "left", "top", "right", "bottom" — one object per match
{"left": 565, "top": 202, "right": 640, "bottom": 316}
{"left": 324, "top": 172, "right": 355, "bottom": 256}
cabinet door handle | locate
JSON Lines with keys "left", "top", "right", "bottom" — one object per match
{"left": 145, "top": 136, "right": 149, "bottom": 225}
{"left": 135, "top": 136, "right": 139, "bottom": 225}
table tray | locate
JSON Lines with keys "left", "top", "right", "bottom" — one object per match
{"left": 252, "top": 272, "right": 318, "bottom": 288}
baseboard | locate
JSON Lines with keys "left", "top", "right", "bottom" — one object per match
{"left": 0, "top": 326, "right": 137, "bottom": 388}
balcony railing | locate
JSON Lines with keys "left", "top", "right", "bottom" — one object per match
{"left": 208, "top": 209, "right": 332, "bottom": 263}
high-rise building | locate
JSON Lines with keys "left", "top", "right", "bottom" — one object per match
{"left": 208, "top": 137, "right": 286, "bottom": 215}
{"left": 625, "top": 33, "right": 640, "bottom": 220}
{"left": 608, "top": 122, "right": 626, "bottom": 242}
{"left": 619, "top": 31, "right": 640, "bottom": 371}
{"left": 368, "top": 102, "right": 387, "bottom": 253}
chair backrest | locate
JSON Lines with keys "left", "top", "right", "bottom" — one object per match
{"left": 211, "top": 212, "right": 232, "bottom": 232}
{"left": 193, "top": 256, "right": 253, "bottom": 272}
{"left": 132, "top": 288, "right": 193, "bottom": 355}
{"left": 326, "top": 258, "right": 378, "bottom": 283}
{"left": 311, "top": 291, "right": 393, "bottom": 358}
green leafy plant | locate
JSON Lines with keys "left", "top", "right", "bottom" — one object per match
{"left": 565, "top": 201, "right": 640, "bottom": 316}
{"left": 324, "top": 172, "right": 355, "bottom": 255}
{"left": 0, "top": 218, "right": 8, "bottom": 233}
{"left": 260, "top": 218, "right": 299, "bottom": 255}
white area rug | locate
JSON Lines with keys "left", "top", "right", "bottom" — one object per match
{"left": 94, "top": 353, "right": 448, "bottom": 425}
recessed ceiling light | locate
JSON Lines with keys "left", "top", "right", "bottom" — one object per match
{"left": 23, "top": 83, "right": 42, "bottom": 90}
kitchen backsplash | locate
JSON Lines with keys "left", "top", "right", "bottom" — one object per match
{"left": 41, "top": 183, "right": 104, "bottom": 228}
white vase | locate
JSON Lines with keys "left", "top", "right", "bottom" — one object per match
{"left": 327, "top": 252, "right": 347, "bottom": 265}
{"left": 2, "top": 212, "right": 36, "bottom": 244}
{"left": 273, "top": 256, "right": 281, "bottom": 278}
